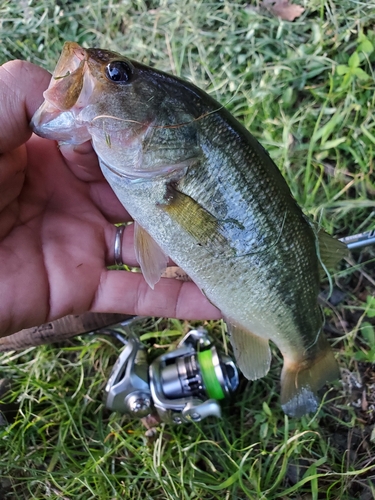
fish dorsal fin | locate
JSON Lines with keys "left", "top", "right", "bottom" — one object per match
{"left": 134, "top": 222, "right": 168, "bottom": 289}
{"left": 316, "top": 227, "right": 348, "bottom": 271}
{"left": 224, "top": 317, "right": 271, "bottom": 380}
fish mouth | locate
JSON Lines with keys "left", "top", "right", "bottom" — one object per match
{"left": 30, "top": 42, "right": 93, "bottom": 144}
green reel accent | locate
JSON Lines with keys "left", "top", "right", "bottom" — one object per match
{"left": 197, "top": 349, "right": 225, "bottom": 400}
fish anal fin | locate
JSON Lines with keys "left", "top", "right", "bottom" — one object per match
{"left": 134, "top": 222, "right": 168, "bottom": 289}
{"left": 224, "top": 317, "right": 271, "bottom": 380}
{"left": 316, "top": 228, "right": 348, "bottom": 272}
{"left": 281, "top": 335, "right": 339, "bottom": 417}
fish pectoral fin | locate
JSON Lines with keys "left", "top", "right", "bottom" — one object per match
{"left": 160, "top": 186, "right": 229, "bottom": 253}
{"left": 280, "top": 334, "right": 340, "bottom": 417}
{"left": 315, "top": 227, "right": 348, "bottom": 274}
{"left": 134, "top": 222, "right": 168, "bottom": 289}
{"left": 224, "top": 317, "right": 271, "bottom": 380}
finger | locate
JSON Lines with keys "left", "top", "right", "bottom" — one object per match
{"left": 104, "top": 223, "right": 177, "bottom": 268}
{"left": 60, "top": 141, "right": 133, "bottom": 220}
{"left": 0, "top": 147, "right": 27, "bottom": 212}
{"left": 89, "top": 181, "right": 132, "bottom": 224}
{"left": 90, "top": 269, "right": 222, "bottom": 321}
{"left": 60, "top": 140, "right": 94, "bottom": 162}
{"left": 26, "top": 134, "right": 131, "bottom": 223}
{"left": 104, "top": 223, "right": 138, "bottom": 266}
{"left": 0, "top": 60, "right": 51, "bottom": 153}
{"left": 59, "top": 141, "right": 103, "bottom": 182}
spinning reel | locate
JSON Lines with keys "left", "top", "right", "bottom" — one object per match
{"left": 103, "top": 318, "right": 239, "bottom": 424}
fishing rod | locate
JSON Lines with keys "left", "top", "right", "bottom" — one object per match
{"left": 339, "top": 229, "right": 375, "bottom": 250}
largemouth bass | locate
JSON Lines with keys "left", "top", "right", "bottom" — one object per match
{"left": 31, "top": 42, "right": 346, "bottom": 416}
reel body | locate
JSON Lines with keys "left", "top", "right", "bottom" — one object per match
{"left": 104, "top": 324, "right": 239, "bottom": 424}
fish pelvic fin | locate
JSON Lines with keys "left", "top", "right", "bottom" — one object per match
{"left": 281, "top": 334, "right": 339, "bottom": 417}
{"left": 134, "top": 222, "right": 168, "bottom": 289}
{"left": 225, "top": 317, "right": 271, "bottom": 380}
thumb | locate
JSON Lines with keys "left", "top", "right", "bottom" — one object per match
{"left": 0, "top": 60, "right": 51, "bottom": 154}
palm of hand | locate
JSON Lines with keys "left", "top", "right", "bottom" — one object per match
{"left": 0, "top": 133, "right": 127, "bottom": 335}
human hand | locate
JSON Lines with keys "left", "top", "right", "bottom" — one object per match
{"left": 0, "top": 60, "right": 221, "bottom": 338}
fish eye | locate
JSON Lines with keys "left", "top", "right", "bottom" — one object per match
{"left": 105, "top": 61, "right": 132, "bottom": 83}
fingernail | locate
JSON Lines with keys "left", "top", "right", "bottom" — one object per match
{"left": 73, "top": 141, "right": 93, "bottom": 154}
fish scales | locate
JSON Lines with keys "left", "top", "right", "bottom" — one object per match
{"left": 102, "top": 105, "right": 324, "bottom": 367}
{"left": 176, "top": 110, "right": 322, "bottom": 346}
{"left": 30, "top": 42, "right": 345, "bottom": 416}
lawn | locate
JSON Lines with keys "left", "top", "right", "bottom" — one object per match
{"left": 1, "top": 0, "right": 375, "bottom": 498}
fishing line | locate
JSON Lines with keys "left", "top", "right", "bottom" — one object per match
{"left": 228, "top": 209, "right": 288, "bottom": 259}
{"left": 88, "top": 81, "right": 245, "bottom": 131}
{"left": 147, "top": 75, "right": 246, "bottom": 130}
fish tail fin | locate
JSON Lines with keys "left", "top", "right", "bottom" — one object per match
{"left": 281, "top": 335, "right": 339, "bottom": 417}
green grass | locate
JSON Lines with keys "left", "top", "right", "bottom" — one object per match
{"left": 1, "top": 0, "right": 375, "bottom": 498}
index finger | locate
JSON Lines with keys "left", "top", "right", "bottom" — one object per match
{"left": 0, "top": 60, "right": 51, "bottom": 154}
